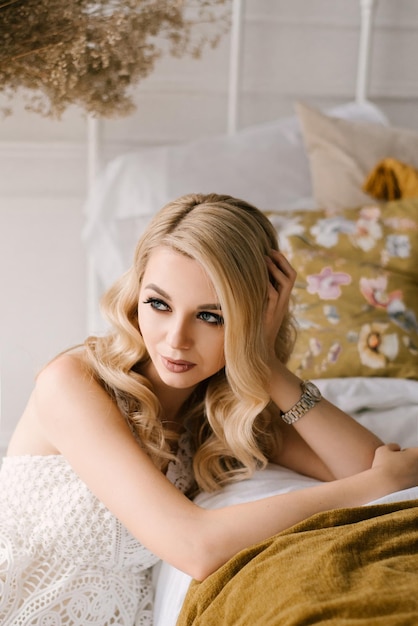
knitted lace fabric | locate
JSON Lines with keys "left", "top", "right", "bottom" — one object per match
{"left": 0, "top": 435, "right": 194, "bottom": 626}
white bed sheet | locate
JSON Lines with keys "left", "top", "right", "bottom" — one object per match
{"left": 153, "top": 377, "right": 418, "bottom": 626}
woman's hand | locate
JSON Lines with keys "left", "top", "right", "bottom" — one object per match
{"left": 372, "top": 444, "right": 418, "bottom": 492}
{"left": 264, "top": 250, "right": 296, "bottom": 357}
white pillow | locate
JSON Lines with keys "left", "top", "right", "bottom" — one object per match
{"left": 153, "top": 464, "right": 321, "bottom": 626}
{"left": 83, "top": 100, "right": 388, "bottom": 289}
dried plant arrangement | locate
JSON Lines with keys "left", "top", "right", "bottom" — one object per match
{"left": 0, "top": 0, "right": 230, "bottom": 118}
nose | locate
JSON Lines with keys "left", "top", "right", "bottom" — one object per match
{"left": 166, "top": 316, "right": 193, "bottom": 350}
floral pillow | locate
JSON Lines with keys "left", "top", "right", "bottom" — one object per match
{"left": 267, "top": 198, "right": 418, "bottom": 379}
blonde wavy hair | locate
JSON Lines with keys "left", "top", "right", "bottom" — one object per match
{"left": 84, "top": 193, "right": 296, "bottom": 492}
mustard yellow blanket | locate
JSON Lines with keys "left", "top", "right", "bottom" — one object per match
{"left": 177, "top": 500, "right": 418, "bottom": 625}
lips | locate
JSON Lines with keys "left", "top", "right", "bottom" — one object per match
{"left": 161, "top": 356, "right": 196, "bottom": 373}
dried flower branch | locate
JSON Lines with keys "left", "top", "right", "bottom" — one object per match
{"left": 0, "top": 0, "right": 230, "bottom": 117}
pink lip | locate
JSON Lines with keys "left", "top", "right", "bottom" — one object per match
{"left": 161, "top": 356, "right": 196, "bottom": 373}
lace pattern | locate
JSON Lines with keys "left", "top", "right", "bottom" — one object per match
{"left": 0, "top": 433, "right": 193, "bottom": 625}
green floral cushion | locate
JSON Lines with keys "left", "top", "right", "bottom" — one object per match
{"left": 267, "top": 198, "right": 418, "bottom": 379}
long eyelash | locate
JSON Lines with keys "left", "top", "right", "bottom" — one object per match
{"left": 142, "top": 297, "right": 166, "bottom": 305}
{"left": 143, "top": 298, "right": 224, "bottom": 325}
{"left": 142, "top": 297, "right": 168, "bottom": 310}
{"left": 202, "top": 312, "right": 224, "bottom": 326}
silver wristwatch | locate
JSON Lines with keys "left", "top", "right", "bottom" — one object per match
{"left": 281, "top": 380, "right": 322, "bottom": 424}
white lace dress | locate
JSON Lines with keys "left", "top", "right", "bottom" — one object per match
{"left": 0, "top": 435, "right": 194, "bottom": 626}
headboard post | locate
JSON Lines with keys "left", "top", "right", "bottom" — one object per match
{"left": 86, "top": 115, "right": 104, "bottom": 333}
{"left": 227, "top": 0, "right": 244, "bottom": 135}
{"left": 356, "top": 0, "right": 378, "bottom": 102}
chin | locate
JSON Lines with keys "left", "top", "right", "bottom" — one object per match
{"left": 157, "top": 370, "right": 201, "bottom": 389}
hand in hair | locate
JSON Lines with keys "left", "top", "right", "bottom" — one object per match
{"left": 264, "top": 250, "right": 296, "bottom": 360}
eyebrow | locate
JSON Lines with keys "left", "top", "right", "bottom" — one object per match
{"left": 144, "top": 283, "right": 222, "bottom": 311}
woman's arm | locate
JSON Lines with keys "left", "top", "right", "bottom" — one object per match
{"left": 269, "top": 360, "right": 384, "bottom": 478}
{"left": 267, "top": 417, "right": 337, "bottom": 481}
{"left": 33, "top": 353, "right": 418, "bottom": 582}
{"left": 265, "top": 251, "right": 384, "bottom": 479}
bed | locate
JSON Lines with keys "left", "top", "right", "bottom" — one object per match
{"left": 83, "top": 1, "right": 418, "bottom": 623}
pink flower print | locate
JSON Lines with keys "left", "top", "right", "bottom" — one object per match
{"left": 327, "top": 342, "right": 341, "bottom": 363}
{"left": 359, "top": 206, "right": 382, "bottom": 221}
{"left": 384, "top": 216, "right": 418, "bottom": 231}
{"left": 306, "top": 266, "right": 351, "bottom": 300}
{"left": 359, "top": 276, "right": 403, "bottom": 309}
{"left": 308, "top": 337, "right": 322, "bottom": 356}
{"left": 350, "top": 206, "right": 383, "bottom": 251}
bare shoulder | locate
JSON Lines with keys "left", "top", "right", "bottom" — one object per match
{"left": 35, "top": 350, "right": 107, "bottom": 412}
{"left": 7, "top": 351, "right": 99, "bottom": 456}
{"left": 36, "top": 350, "right": 91, "bottom": 392}
{"left": 34, "top": 350, "right": 122, "bottom": 447}
{"left": 35, "top": 351, "right": 90, "bottom": 420}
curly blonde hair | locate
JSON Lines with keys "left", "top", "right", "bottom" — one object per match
{"left": 84, "top": 193, "right": 296, "bottom": 492}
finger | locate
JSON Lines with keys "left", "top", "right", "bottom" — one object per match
{"left": 266, "top": 258, "right": 295, "bottom": 297}
{"left": 270, "top": 250, "right": 296, "bottom": 276}
{"left": 267, "top": 252, "right": 297, "bottom": 285}
{"left": 387, "top": 442, "right": 402, "bottom": 451}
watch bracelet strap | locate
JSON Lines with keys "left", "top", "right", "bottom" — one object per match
{"left": 281, "top": 380, "right": 321, "bottom": 425}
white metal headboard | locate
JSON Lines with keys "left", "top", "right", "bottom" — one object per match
{"left": 87, "top": 0, "right": 379, "bottom": 178}
{"left": 85, "top": 0, "right": 379, "bottom": 333}
{"left": 226, "top": 0, "right": 379, "bottom": 133}
{"left": 356, "top": 0, "right": 378, "bottom": 102}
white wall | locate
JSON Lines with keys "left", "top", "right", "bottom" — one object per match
{"left": 0, "top": 145, "right": 87, "bottom": 453}
{"left": 1, "top": 0, "right": 417, "bottom": 456}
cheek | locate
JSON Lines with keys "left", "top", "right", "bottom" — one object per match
{"left": 217, "top": 354, "right": 226, "bottom": 371}
{"left": 137, "top": 306, "right": 154, "bottom": 342}
{"left": 210, "top": 335, "right": 225, "bottom": 369}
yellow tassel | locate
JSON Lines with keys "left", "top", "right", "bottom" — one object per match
{"left": 363, "top": 157, "right": 418, "bottom": 201}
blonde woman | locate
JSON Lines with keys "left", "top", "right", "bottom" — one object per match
{"left": 1, "top": 193, "right": 418, "bottom": 625}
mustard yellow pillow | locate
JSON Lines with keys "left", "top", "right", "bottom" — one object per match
{"left": 268, "top": 198, "right": 418, "bottom": 379}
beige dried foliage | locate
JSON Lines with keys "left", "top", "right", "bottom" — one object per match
{"left": 0, "top": 0, "right": 230, "bottom": 117}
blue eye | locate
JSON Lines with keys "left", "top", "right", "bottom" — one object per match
{"left": 199, "top": 311, "right": 224, "bottom": 326}
{"left": 143, "top": 297, "right": 170, "bottom": 311}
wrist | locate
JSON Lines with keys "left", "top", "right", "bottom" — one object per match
{"left": 363, "top": 464, "right": 400, "bottom": 501}
{"left": 335, "top": 466, "right": 395, "bottom": 508}
{"left": 269, "top": 362, "right": 307, "bottom": 411}
{"left": 280, "top": 380, "right": 322, "bottom": 424}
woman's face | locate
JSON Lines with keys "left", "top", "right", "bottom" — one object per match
{"left": 138, "top": 247, "right": 225, "bottom": 393}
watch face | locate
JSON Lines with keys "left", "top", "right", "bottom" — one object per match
{"left": 304, "top": 381, "right": 322, "bottom": 401}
